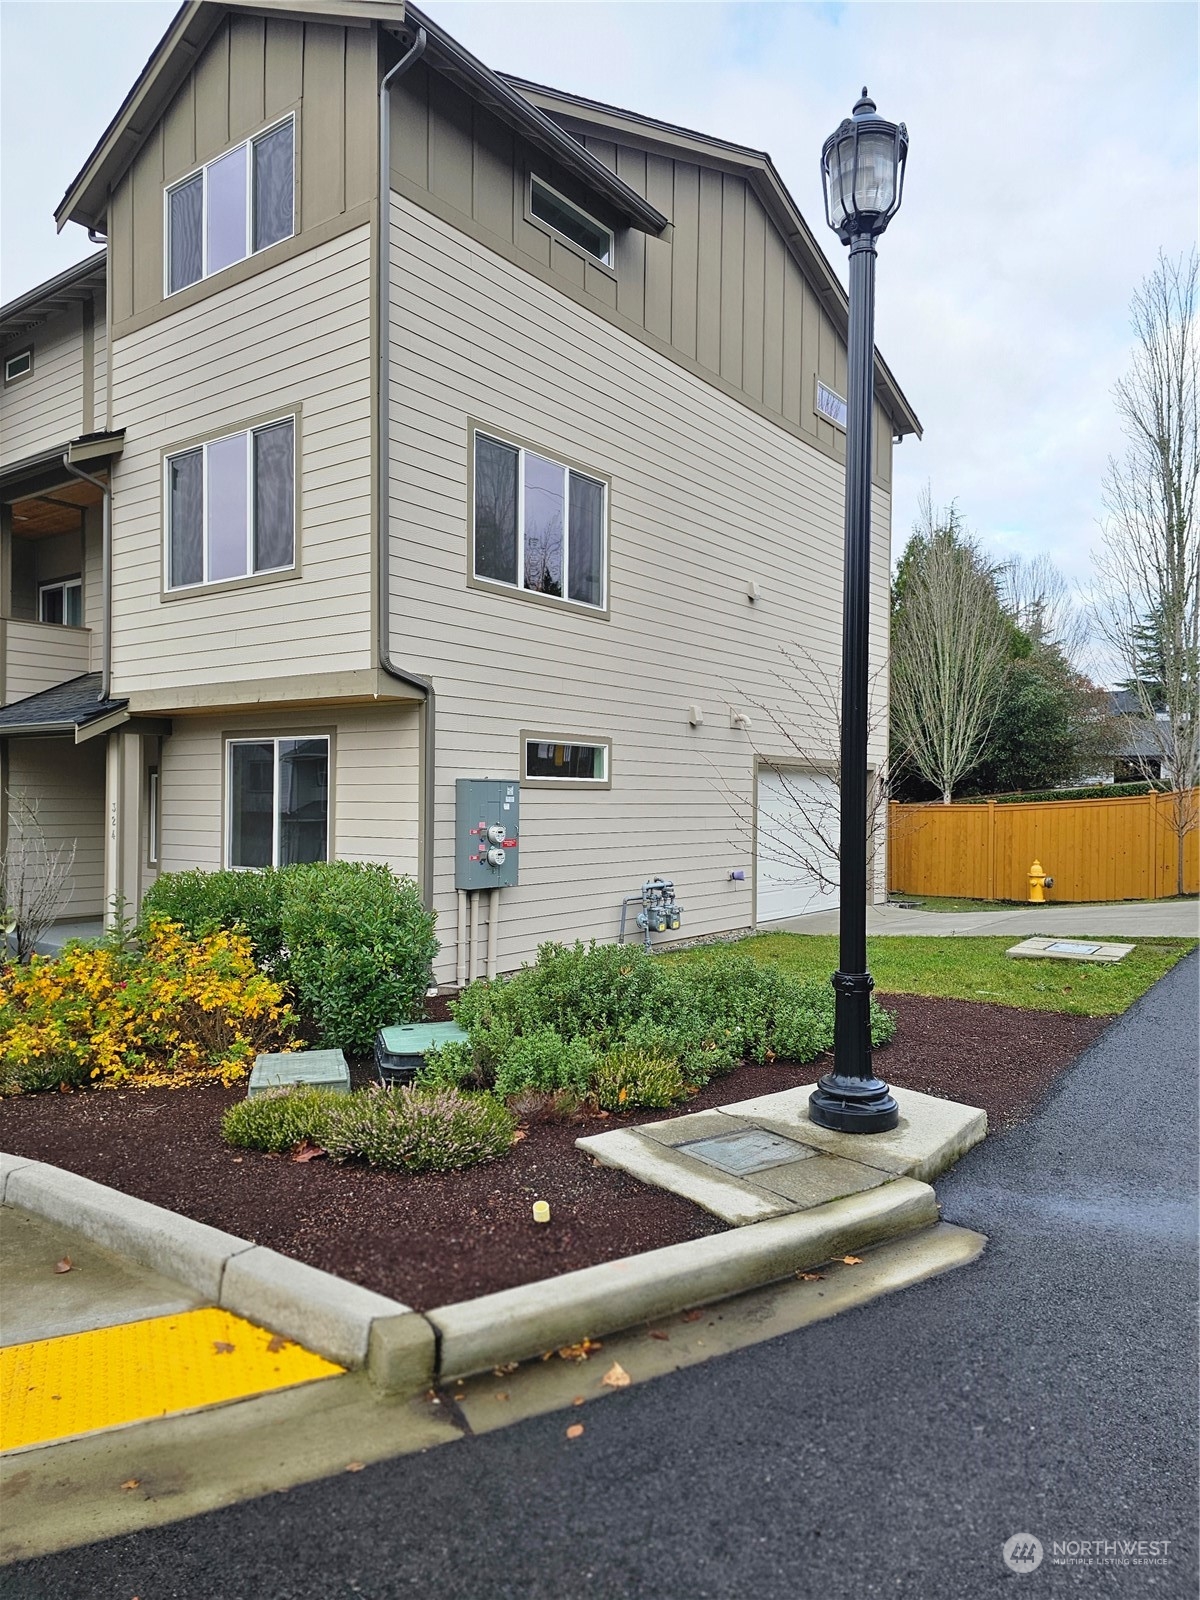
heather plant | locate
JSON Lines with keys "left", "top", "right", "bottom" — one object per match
{"left": 321, "top": 1085, "right": 516, "bottom": 1173}
{"left": 222, "top": 1087, "right": 342, "bottom": 1153}
{"left": 591, "top": 1046, "right": 689, "bottom": 1112}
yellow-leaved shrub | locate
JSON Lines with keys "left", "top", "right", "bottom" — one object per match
{"left": 0, "top": 918, "right": 302, "bottom": 1092}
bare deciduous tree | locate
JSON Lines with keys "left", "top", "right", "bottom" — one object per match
{"left": 891, "top": 491, "right": 1012, "bottom": 803}
{"left": 1, "top": 791, "right": 76, "bottom": 963}
{"left": 1092, "top": 250, "right": 1199, "bottom": 894}
{"left": 999, "top": 552, "right": 1090, "bottom": 667}
{"left": 718, "top": 646, "right": 891, "bottom": 898}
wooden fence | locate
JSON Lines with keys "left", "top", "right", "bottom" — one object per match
{"left": 888, "top": 789, "right": 1199, "bottom": 903}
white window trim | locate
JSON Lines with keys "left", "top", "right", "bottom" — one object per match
{"left": 164, "top": 113, "right": 295, "bottom": 296}
{"left": 521, "top": 733, "right": 612, "bottom": 788}
{"left": 224, "top": 734, "right": 331, "bottom": 870}
{"left": 164, "top": 414, "right": 296, "bottom": 593}
{"left": 38, "top": 577, "right": 83, "bottom": 625}
{"left": 4, "top": 348, "right": 33, "bottom": 384}
{"left": 473, "top": 430, "right": 609, "bottom": 613}
{"left": 528, "top": 174, "right": 614, "bottom": 268}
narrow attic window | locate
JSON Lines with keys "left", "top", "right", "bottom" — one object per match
{"left": 529, "top": 177, "right": 613, "bottom": 266}
{"left": 3, "top": 349, "right": 32, "bottom": 383}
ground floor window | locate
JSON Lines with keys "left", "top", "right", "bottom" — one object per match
{"left": 522, "top": 735, "right": 610, "bottom": 785}
{"left": 226, "top": 735, "right": 329, "bottom": 868}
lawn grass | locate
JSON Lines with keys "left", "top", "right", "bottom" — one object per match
{"left": 673, "top": 934, "right": 1197, "bottom": 1017}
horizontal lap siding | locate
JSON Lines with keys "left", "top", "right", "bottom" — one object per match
{"left": 0, "top": 308, "right": 83, "bottom": 464}
{"left": 389, "top": 197, "right": 891, "bottom": 981}
{"left": 3, "top": 622, "right": 92, "bottom": 703}
{"left": 108, "top": 226, "right": 374, "bottom": 695}
{"left": 159, "top": 706, "right": 421, "bottom": 880}
{"left": 6, "top": 738, "right": 106, "bottom": 917}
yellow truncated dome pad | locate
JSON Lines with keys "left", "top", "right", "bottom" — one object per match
{"left": 1, "top": 1307, "right": 344, "bottom": 1451}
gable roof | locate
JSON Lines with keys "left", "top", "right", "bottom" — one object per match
{"left": 503, "top": 75, "right": 921, "bottom": 439}
{"left": 55, "top": 1, "right": 667, "bottom": 237}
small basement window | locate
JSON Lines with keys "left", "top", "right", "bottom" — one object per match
{"left": 529, "top": 177, "right": 613, "bottom": 266}
{"left": 523, "top": 737, "right": 610, "bottom": 785}
{"left": 38, "top": 578, "right": 83, "bottom": 626}
{"left": 4, "top": 349, "right": 32, "bottom": 383}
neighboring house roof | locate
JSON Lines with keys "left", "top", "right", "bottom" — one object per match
{"left": 0, "top": 675, "right": 127, "bottom": 738}
{"left": 1108, "top": 691, "right": 1165, "bottom": 763}
{"left": 0, "top": 249, "right": 107, "bottom": 343}
{"left": 54, "top": 1, "right": 667, "bottom": 238}
{"left": 503, "top": 75, "right": 922, "bottom": 439}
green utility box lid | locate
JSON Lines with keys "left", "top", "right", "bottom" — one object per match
{"left": 248, "top": 1048, "right": 350, "bottom": 1097}
{"left": 374, "top": 1021, "right": 469, "bottom": 1085}
{"left": 377, "top": 1022, "right": 469, "bottom": 1054}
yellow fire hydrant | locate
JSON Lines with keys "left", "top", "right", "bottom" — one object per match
{"left": 1028, "top": 860, "right": 1053, "bottom": 903}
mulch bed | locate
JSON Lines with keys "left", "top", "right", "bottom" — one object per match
{"left": 0, "top": 996, "right": 1107, "bottom": 1312}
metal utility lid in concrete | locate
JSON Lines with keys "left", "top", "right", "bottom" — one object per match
{"left": 1006, "top": 937, "right": 1135, "bottom": 964}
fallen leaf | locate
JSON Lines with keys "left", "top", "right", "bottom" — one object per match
{"left": 265, "top": 1334, "right": 291, "bottom": 1354}
{"left": 290, "top": 1141, "right": 325, "bottom": 1163}
{"left": 212, "top": 1341, "right": 236, "bottom": 1354}
{"left": 601, "top": 1361, "right": 631, "bottom": 1389}
{"left": 494, "top": 1391, "right": 509, "bottom": 1402}
{"left": 493, "top": 1362, "right": 519, "bottom": 1376}
{"left": 511, "top": 1129, "right": 528, "bottom": 1143}
{"left": 119, "top": 1479, "right": 140, "bottom": 1491}
{"left": 58, "top": 1082, "right": 71, "bottom": 1094}
{"left": 557, "top": 1338, "right": 602, "bottom": 1363}
{"left": 647, "top": 1329, "right": 669, "bottom": 1341}
{"left": 840, "top": 1255, "right": 863, "bottom": 1266}
{"left": 53, "top": 1256, "right": 73, "bottom": 1274}
{"left": 572, "top": 1396, "right": 585, "bottom": 1406}
{"left": 680, "top": 1309, "right": 704, "bottom": 1323}
{"left": 345, "top": 1461, "right": 365, "bottom": 1473}
{"left": 566, "top": 1423, "right": 584, "bottom": 1439}
{"left": 797, "top": 1271, "right": 825, "bottom": 1282}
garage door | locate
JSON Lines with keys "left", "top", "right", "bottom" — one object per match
{"left": 755, "top": 768, "right": 840, "bottom": 923}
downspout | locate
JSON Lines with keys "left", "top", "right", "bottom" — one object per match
{"left": 378, "top": 24, "right": 435, "bottom": 910}
{"left": 61, "top": 456, "right": 111, "bottom": 701}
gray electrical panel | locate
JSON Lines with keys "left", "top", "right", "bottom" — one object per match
{"left": 455, "top": 778, "right": 520, "bottom": 890}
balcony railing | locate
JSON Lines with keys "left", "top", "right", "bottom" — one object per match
{"left": 1, "top": 619, "right": 92, "bottom": 706}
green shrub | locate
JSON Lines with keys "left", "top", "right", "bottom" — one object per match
{"left": 493, "top": 1029, "right": 596, "bottom": 1099}
{"left": 321, "top": 1085, "right": 516, "bottom": 1173}
{"left": 415, "top": 1039, "right": 481, "bottom": 1090}
{"left": 143, "top": 862, "right": 438, "bottom": 1055}
{"left": 592, "top": 1046, "right": 689, "bottom": 1111}
{"left": 222, "top": 1087, "right": 342, "bottom": 1153}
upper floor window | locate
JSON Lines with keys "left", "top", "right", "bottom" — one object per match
{"left": 167, "top": 116, "right": 294, "bottom": 294}
{"left": 4, "top": 349, "right": 32, "bottom": 384}
{"left": 473, "top": 431, "right": 607, "bottom": 611}
{"left": 39, "top": 578, "right": 82, "bottom": 626}
{"left": 166, "top": 417, "right": 295, "bottom": 591}
{"left": 529, "top": 177, "right": 613, "bottom": 266}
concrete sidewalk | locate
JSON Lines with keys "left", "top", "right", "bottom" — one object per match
{"left": 766, "top": 897, "right": 1199, "bottom": 939}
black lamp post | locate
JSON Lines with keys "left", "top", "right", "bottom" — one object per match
{"left": 808, "top": 90, "right": 908, "bottom": 1135}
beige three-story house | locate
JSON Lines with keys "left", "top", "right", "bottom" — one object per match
{"left": 0, "top": 0, "right": 919, "bottom": 987}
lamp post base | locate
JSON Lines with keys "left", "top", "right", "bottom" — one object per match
{"left": 808, "top": 1074, "right": 900, "bottom": 1134}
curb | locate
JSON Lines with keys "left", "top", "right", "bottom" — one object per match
{"left": 1, "top": 1154, "right": 936, "bottom": 1394}
{"left": 0, "top": 1153, "right": 416, "bottom": 1371}
{"left": 427, "top": 1177, "right": 938, "bottom": 1378}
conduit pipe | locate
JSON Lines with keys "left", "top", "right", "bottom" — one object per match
{"left": 486, "top": 888, "right": 500, "bottom": 981}
{"left": 456, "top": 888, "right": 468, "bottom": 989}
{"left": 468, "top": 891, "right": 479, "bottom": 984}
{"left": 61, "top": 455, "right": 111, "bottom": 701}
{"left": 378, "top": 25, "right": 436, "bottom": 910}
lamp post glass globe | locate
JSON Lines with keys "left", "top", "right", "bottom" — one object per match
{"left": 808, "top": 89, "right": 907, "bottom": 1136}
{"left": 821, "top": 89, "right": 908, "bottom": 244}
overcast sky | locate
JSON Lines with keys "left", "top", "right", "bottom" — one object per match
{"left": 2, "top": 0, "right": 1196, "bottom": 679}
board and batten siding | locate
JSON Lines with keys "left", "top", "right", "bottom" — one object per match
{"left": 0, "top": 306, "right": 85, "bottom": 466}
{"left": 388, "top": 195, "right": 891, "bottom": 982}
{"left": 390, "top": 66, "right": 894, "bottom": 490}
{"left": 158, "top": 705, "right": 421, "bottom": 880}
{"left": 109, "top": 12, "right": 377, "bottom": 335}
{"left": 6, "top": 737, "right": 106, "bottom": 918}
{"left": 107, "top": 223, "right": 374, "bottom": 697}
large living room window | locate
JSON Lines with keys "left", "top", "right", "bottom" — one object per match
{"left": 473, "top": 431, "right": 607, "bottom": 611}
{"left": 166, "top": 115, "right": 295, "bottom": 294}
{"left": 226, "top": 736, "right": 329, "bottom": 868}
{"left": 166, "top": 417, "right": 294, "bottom": 591}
